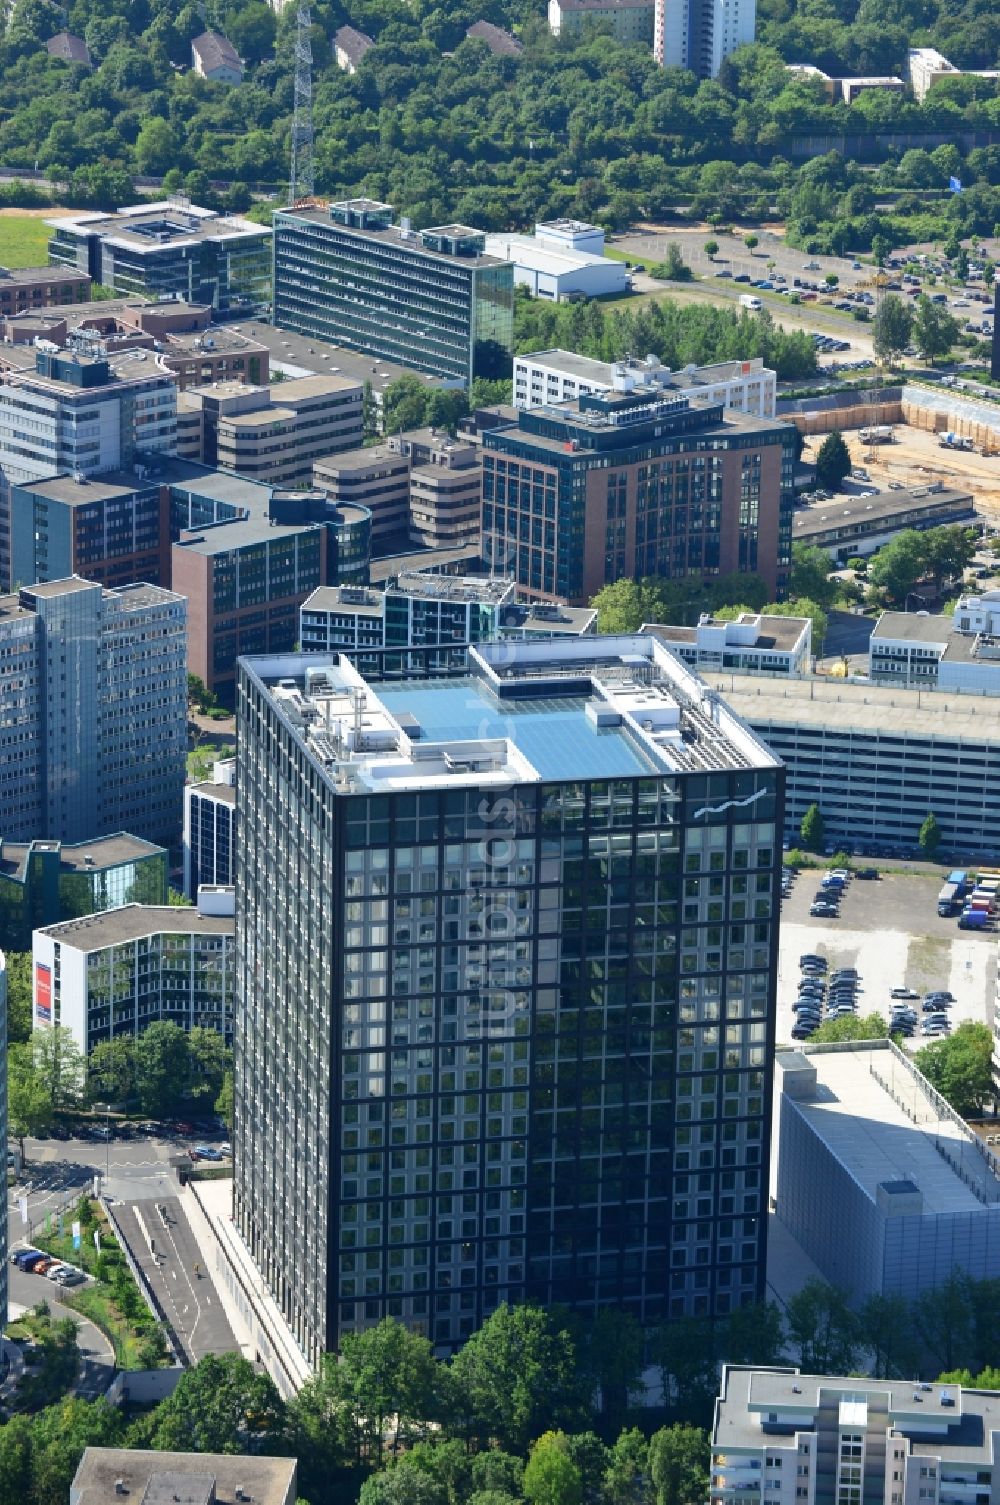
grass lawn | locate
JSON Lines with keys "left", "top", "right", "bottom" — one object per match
{"left": 0, "top": 213, "right": 60, "bottom": 268}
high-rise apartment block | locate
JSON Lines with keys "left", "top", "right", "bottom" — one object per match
{"left": 482, "top": 386, "right": 795, "bottom": 603}
{"left": 654, "top": 0, "right": 756, "bottom": 75}
{"left": 712, "top": 1366, "right": 1000, "bottom": 1505}
{"left": 33, "top": 887, "right": 235, "bottom": 1054}
{"left": 0, "top": 951, "right": 6, "bottom": 1325}
{"left": 0, "top": 577, "right": 187, "bottom": 846}
{"left": 47, "top": 201, "right": 272, "bottom": 315}
{"left": 273, "top": 199, "right": 514, "bottom": 388}
{"left": 0, "top": 833, "right": 167, "bottom": 953}
{"left": 234, "top": 635, "right": 783, "bottom": 1365}
{"left": 8, "top": 471, "right": 170, "bottom": 593}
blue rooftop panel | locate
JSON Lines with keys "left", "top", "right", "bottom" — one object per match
{"left": 376, "top": 679, "right": 657, "bottom": 780}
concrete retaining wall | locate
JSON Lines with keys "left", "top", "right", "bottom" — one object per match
{"left": 106, "top": 1366, "right": 183, "bottom": 1404}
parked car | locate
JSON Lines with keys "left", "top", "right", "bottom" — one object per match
{"left": 10, "top": 1248, "right": 42, "bottom": 1268}
{"left": 855, "top": 868, "right": 879, "bottom": 880}
{"left": 194, "top": 1145, "right": 222, "bottom": 1161}
{"left": 54, "top": 1267, "right": 85, "bottom": 1287}
{"left": 890, "top": 987, "right": 919, "bottom": 999}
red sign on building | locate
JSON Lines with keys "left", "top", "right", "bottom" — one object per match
{"left": 35, "top": 962, "right": 51, "bottom": 1023}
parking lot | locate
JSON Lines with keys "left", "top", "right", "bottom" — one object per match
{"left": 777, "top": 870, "right": 996, "bottom": 1052}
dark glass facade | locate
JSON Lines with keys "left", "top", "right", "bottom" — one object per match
{"left": 234, "top": 645, "right": 783, "bottom": 1369}
{"left": 273, "top": 207, "right": 514, "bottom": 388}
{"left": 0, "top": 838, "right": 167, "bottom": 953}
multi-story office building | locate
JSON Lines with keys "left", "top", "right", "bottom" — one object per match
{"left": 0, "top": 577, "right": 187, "bottom": 847}
{"left": 774, "top": 1044, "right": 1000, "bottom": 1301}
{"left": 654, "top": 0, "right": 756, "bottom": 75}
{"left": 869, "top": 592, "right": 1000, "bottom": 693}
{"left": 643, "top": 613, "right": 812, "bottom": 677}
{"left": 549, "top": 0, "right": 655, "bottom": 44}
{"left": 299, "top": 575, "right": 598, "bottom": 662}
{"left": 47, "top": 201, "right": 272, "bottom": 315}
{"left": 177, "top": 374, "right": 363, "bottom": 486}
{"left": 273, "top": 199, "right": 514, "bottom": 388}
{"left": 0, "top": 833, "right": 167, "bottom": 953}
{"left": 8, "top": 471, "right": 170, "bottom": 592}
{"left": 33, "top": 888, "right": 234, "bottom": 1054}
{"left": 183, "top": 759, "right": 236, "bottom": 900}
{"left": 173, "top": 516, "right": 325, "bottom": 704}
{"left": 0, "top": 265, "right": 90, "bottom": 315}
{"left": 314, "top": 446, "right": 412, "bottom": 552}
{"left": 514, "top": 351, "right": 777, "bottom": 419}
{"left": 702, "top": 671, "right": 1000, "bottom": 856}
{"left": 299, "top": 574, "right": 515, "bottom": 655}
{"left": 712, "top": 1366, "right": 1000, "bottom": 1505}
{"left": 0, "top": 348, "right": 176, "bottom": 589}
{"left": 482, "top": 387, "right": 795, "bottom": 604}
{"left": 234, "top": 635, "right": 784, "bottom": 1366}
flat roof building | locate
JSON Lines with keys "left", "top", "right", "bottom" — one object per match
{"left": 712, "top": 1365, "right": 1000, "bottom": 1505}
{"left": 774, "top": 1042, "right": 1000, "bottom": 1300}
{"left": 655, "top": 0, "right": 756, "bottom": 76}
{"left": 69, "top": 1448, "right": 297, "bottom": 1505}
{"left": 177, "top": 373, "right": 363, "bottom": 486}
{"left": 235, "top": 635, "right": 783, "bottom": 1367}
{"left": 48, "top": 201, "right": 272, "bottom": 316}
{"left": 870, "top": 591, "right": 1000, "bottom": 693}
{"left": 550, "top": 0, "right": 655, "bottom": 44}
{"left": 183, "top": 759, "right": 236, "bottom": 901}
{"left": 0, "top": 833, "right": 167, "bottom": 954}
{"left": 482, "top": 389, "right": 795, "bottom": 603}
{"left": 0, "top": 577, "right": 186, "bottom": 847}
{"left": 34, "top": 889, "right": 235, "bottom": 1053}
{"left": 642, "top": 613, "right": 812, "bottom": 677}
{"left": 0, "top": 263, "right": 90, "bottom": 315}
{"left": 484, "top": 231, "right": 629, "bottom": 302}
{"left": 702, "top": 670, "right": 1000, "bottom": 857}
{"left": 793, "top": 483, "right": 976, "bottom": 560}
{"left": 514, "top": 350, "right": 777, "bottom": 417}
{"left": 8, "top": 470, "right": 171, "bottom": 594}
{"left": 273, "top": 199, "right": 514, "bottom": 389}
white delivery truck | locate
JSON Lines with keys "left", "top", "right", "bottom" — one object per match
{"left": 739, "top": 293, "right": 763, "bottom": 311}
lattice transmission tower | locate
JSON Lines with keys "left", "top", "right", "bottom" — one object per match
{"left": 289, "top": 1, "right": 314, "bottom": 204}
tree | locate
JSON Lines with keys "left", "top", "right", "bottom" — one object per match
{"left": 913, "top": 1273, "right": 975, "bottom": 1373}
{"left": 915, "top": 1022, "right": 994, "bottom": 1118}
{"left": 135, "top": 116, "right": 181, "bottom": 176}
{"left": 32, "top": 1026, "right": 85, "bottom": 1111}
{"left": 789, "top": 541, "right": 837, "bottom": 606}
{"left": 813, "top": 431, "right": 851, "bottom": 492}
{"left": 703, "top": 240, "right": 719, "bottom": 259}
{"left": 524, "top": 1434, "right": 583, "bottom": 1505}
{"left": 361, "top": 1460, "right": 448, "bottom": 1505}
{"left": 449, "top": 1303, "right": 585, "bottom": 1453}
{"left": 808, "top": 1012, "right": 889, "bottom": 1043}
{"left": 786, "top": 1280, "right": 861, "bottom": 1374}
{"left": 647, "top": 1426, "right": 710, "bottom": 1505}
{"left": 652, "top": 243, "right": 691, "bottom": 281}
{"left": 471, "top": 1452, "right": 525, "bottom": 1498}
{"left": 743, "top": 234, "right": 758, "bottom": 253}
{"left": 871, "top": 233, "right": 890, "bottom": 267}
{"left": 331, "top": 1317, "right": 439, "bottom": 1463}
{"left": 918, "top": 811, "right": 942, "bottom": 856}
{"left": 924, "top": 526, "right": 976, "bottom": 592}
{"left": 800, "top": 803, "right": 824, "bottom": 852}
{"left": 216, "top": 1069, "right": 234, "bottom": 1130}
{"left": 873, "top": 294, "right": 914, "bottom": 364}
{"left": 860, "top": 1293, "right": 920, "bottom": 1378}
{"left": 605, "top": 1429, "right": 651, "bottom": 1505}
{"left": 187, "top": 1027, "right": 228, "bottom": 1106}
{"left": 867, "top": 530, "right": 928, "bottom": 604}
{"left": 4, "top": 951, "right": 32, "bottom": 1044}
{"left": 133, "top": 1020, "right": 191, "bottom": 1116}
{"left": 87, "top": 1037, "right": 136, "bottom": 1106}
{"left": 187, "top": 674, "right": 218, "bottom": 713}
{"left": 824, "top": 273, "right": 839, "bottom": 288}
{"left": 913, "top": 296, "right": 960, "bottom": 363}
{"left": 8, "top": 1042, "right": 54, "bottom": 1161}
{"left": 224, "top": 2, "right": 276, "bottom": 64}
{"left": 724, "top": 1302, "right": 785, "bottom": 1366}
{"left": 132, "top": 1352, "right": 287, "bottom": 1454}
{"left": 653, "top": 1318, "right": 719, "bottom": 1424}
{"left": 581, "top": 1308, "right": 644, "bottom": 1430}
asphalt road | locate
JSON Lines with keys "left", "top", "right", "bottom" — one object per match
{"left": 819, "top": 607, "right": 876, "bottom": 663}
{"left": 7, "top": 1264, "right": 116, "bottom": 1400}
{"left": 111, "top": 1197, "right": 237, "bottom": 1365}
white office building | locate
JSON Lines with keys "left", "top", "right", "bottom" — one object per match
{"left": 870, "top": 592, "right": 1000, "bottom": 693}
{"left": 513, "top": 349, "right": 777, "bottom": 416}
{"left": 775, "top": 1043, "right": 1000, "bottom": 1301}
{"left": 642, "top": 613, "right": 811, "bottom": 676}
{"left": 33, "top": 888, "right": 235, "bottom": 1054}
{"left": 712, "top": 1366, "right": 1000, "bottom": 1505}
{"left": 655, "top": 0, "right": 756, "bottom": 76}
{"left": 183, "top": 759, "right": 236, "bottom": 900}
{"left": 484, "top": 231, "right": 629, "bottom": 302}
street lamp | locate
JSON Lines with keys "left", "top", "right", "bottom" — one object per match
{"left": 97, "top": 1102, "right": 110, "bottom": 1189}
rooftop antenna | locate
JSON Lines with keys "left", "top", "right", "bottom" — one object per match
{"left": 289, "top": 1, "right": 314, "bottom": 204}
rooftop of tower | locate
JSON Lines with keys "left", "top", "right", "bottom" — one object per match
{"left": 241, "top": 635, "right": 780, "bottom": 794}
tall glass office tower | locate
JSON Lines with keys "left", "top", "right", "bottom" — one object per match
{"left": 234, "top": 637, "right": 784, "bottom": 1368}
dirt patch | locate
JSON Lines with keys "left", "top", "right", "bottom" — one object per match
{"left": 840, "top": 424, "right": 1000, "bottom": 524}
{"left": 0, "top": 207, "right": 71, "bottom": 218}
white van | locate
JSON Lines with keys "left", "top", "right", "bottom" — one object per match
{"left": 739, "top": 293, "right": 762, "bottom": 311}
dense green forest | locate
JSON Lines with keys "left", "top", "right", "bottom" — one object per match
{"left": 2, "top": 0, "right": 1000, "bottom": 241}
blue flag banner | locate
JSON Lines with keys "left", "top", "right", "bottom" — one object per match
{"left": 949, "top": 176, "right": 963, "bottom": 193}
